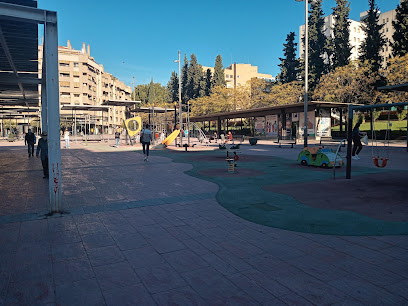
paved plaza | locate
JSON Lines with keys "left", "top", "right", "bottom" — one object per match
{"left": 0, "top": 138, "right": 407, "bottom": 305}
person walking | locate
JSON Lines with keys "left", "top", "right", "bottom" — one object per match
{"left": 25, "top": 128, "right": 36, "bottom": 157}
{"left": 36, "top": 131, "right": 49, "bottom": 178}
{"left": 64, "top": 129, "right": 70, "bottom": 149}
{"left": 115, "top": 130, "right": 120, "bottom": 147}
{"left": 352, "top": 120, "right": 363, "bottom": 160}
{"left": 140, "top": 124, "right": 153, "bottom": 161}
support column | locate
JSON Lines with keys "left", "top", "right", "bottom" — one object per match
{"left": 44, "top": 16, "right": 62, "bottom": 212}
{"left": 346, "top": 105, "right": 353, "bottom": 179}
{"left": 41, "top": 45, "right": 47, "bottom": 133}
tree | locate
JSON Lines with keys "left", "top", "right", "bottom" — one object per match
{"left": 332, "top": 0, "right": 352, "bottom": 68}
{"left": 212, "top": 55, "right": 226, "bottom": 88}
{"left": 381, "top": 53, "right": 408, "bottom": 103}
{"left": 181, "top": 54, "right": 189, "bottom": 103}
{"left": 187, "top": 54, "right": 204, "bottom": 100}
{"left": 167, "top": 71, "right": 179, "bottom": 103}
{"left": 392, "top": 0, "right": 408, "bottom": 57}
{"left": 205, "top": 69, "right": 212, "bottom": 96}
{"left": 134, "top": 84, "right": 149, "bottom": 103}
{"left": 359, "top": 0, "right": 386, "bottom": 74}
{"left": 306, "top": 0, "right": 327, "bottom": 89}
{"left": 313, "top": 61, "right": 379, "bottom": 104}
{"left": 278, "top": 32, "right": 299, "bottom": 84}
{"left": 147, "top": 78, "right": 155, "bottom": 104}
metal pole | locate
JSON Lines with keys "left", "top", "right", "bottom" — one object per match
{"left": 346, "top": 105, "right": 353, "bottom": 179}
{"left": 187, "top": 103, "right": 190, "bottom": 146}
{"left": 304, "top": 0, "right": 309, "bottom": 148}
{"left": 178, "top": 51, "right": 183, "bottom": 147}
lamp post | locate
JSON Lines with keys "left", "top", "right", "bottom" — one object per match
{"left": 174, "top": 51, "right": 182, "bottom": 147}
{"left": 296, "top": 0, "right": 309, "bottom": 147}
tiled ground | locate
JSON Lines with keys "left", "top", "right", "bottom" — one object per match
{"left": 0, "top": 139, "right": 407, "bottom": 305}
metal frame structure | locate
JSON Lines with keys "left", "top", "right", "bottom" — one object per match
{"left": 0, "top": 2, "right": 62, "bottom": 213}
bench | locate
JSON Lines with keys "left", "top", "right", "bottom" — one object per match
{"left": 274, "top": 139, "right": 296, "bottom": 148}
{"left": 82, "top": 135, "right": 103, "bottom": 142}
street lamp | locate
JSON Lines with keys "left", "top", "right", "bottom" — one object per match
{"left": 296, "top": 0, "right": 310, "bottom": 147}
{"left": 174, "top": 51, "right": 182, "bottom": 147}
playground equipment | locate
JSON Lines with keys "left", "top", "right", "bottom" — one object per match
{"left": 371, "top": 110, "right": 391, "bottom": 168}
{"left": 298, "top": 147, "right": 343, "bottom": 168}
{"left": 162, "top": 129, "right": 180, "bottom": 146}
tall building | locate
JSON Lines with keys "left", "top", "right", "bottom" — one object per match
{"left": 299, "top": 6, "right": 397, "bottom": 67}
{"left": 202, "top": 63, "right": 274, "bottom": 89}
{"left": 38, "top": 40, "right": 132, "bottom": 134}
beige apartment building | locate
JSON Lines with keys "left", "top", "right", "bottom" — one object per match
{"left": 38, "top": 40, "right": 132, "bottom": 134}
{"left": 202, "top": 63, "right": 274, "bottom": 89}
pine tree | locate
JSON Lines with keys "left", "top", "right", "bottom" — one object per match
{"left": 212, "top": 55, "right": 226, "bottom": 88}
{"left": 392, "top": 0, "right": 408, "bottom": 57}
{"left": 167, "top": 71, "right": 179, "bottom": 103}
{"left": 205, "top": 69, "right": 212, "bottom": 96}
{"left": 187, "top": 54, "right": 203, "bottom": 100}
{"left": 278, "top": 32, "right": 299, "bottom": 83}
{"left": 147, "top": 78, "right": 155, "bottom": 104}
{"left": 332, "top": 0, "right": 352, "bottom": 68}
{"left": 181, "top": 54, "right": 189, "bottom": 103}
{"left": 359, "top": 0, "right": 386, "bottom": 74}
{"left": 307, "top": 0, "right": 327, "bottom": 89}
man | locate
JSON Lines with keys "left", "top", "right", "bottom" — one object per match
{"left": 36, "top": 131, "right": 49, "bottom": 178}
{"left": 24, "top": 129, "right": 36, "bottom": 157}
{"left": 140, "top": 124, "right": 153, "bottom": 161}
{"left": 115, "top": 130, "right": 120, "bottom": 147}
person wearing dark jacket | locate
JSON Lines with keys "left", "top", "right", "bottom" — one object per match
{"left": 352, "top": 120, "right": 363, "bottom": 160}
{"left": 25, "top": 129, "right": 36, "bottom": 157}
{"left": 115, "top": 131, "right": 120, "bottom": 147}
{"left": 36, "top": 131, "right": 49, "bottom": 178}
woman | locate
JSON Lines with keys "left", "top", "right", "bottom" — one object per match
{"left": 64, "top": 129, "right": 70, "bottom": 149}
{"left": 352, "top": 120, "right": 363, "bottom": 160}
{"left": 140, "top": 124, "right": 153, "bottom": 161}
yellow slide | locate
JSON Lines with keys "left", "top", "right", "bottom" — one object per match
{"left": 162, "top": 130, "right": 180, "bottom": 146}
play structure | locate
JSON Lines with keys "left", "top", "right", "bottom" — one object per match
{"left": 346, "top": 95, "right": 408, "bottom": 178}
{"left": 297, "top": 147, "right": 343, "bottom": 168}
{"left": 162, "top": 129, "right": 180, "bottom": 146}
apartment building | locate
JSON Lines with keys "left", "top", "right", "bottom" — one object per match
{"left": 202, "top": 63, "right": 274, "bottom": 89}
{"left": 299, "top": 5, "right": 398, "bottom": 67}
{"left": 38, "top": 40, "right": 132, "bottom": 134}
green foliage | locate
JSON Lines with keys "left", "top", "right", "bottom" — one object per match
{"left": 332, "top": 0, "right": 352, "bottom": 68}
{"left": 167, "top": 71, "right": 179, "bottom": 103}
{"left": 187, "top": 54, "right": 204, "bottom": 101}
{"left": 205, "top": 69, "right": 212, "bottom": 96}
{"left": 359, "top": 0, "right": 386, "bottom": 74}
{"left": 313, "top": 61, "right": 379, "bottom": 104}
{"left": 307, "top": 0, "right": 327, "bottom": 89}
{"left": 381, "top": 54, "right": 408, "bottom": 103}
{"left": 392, "top": 0, "right": 408, "bottom": 57}
{"left": 181, "top": 54, "right": 189, "bottom": 103}
{"left": 212, "top": 55, "right": 226, "bottom": 88}
{"left": 134, "top": 84, "right": 149, "bottom": 103}
{"left": 278, "top": 32, "right": 299, "bottom": 84}
{"left": 396, "top": 107, "right": 407, "bottom": 121}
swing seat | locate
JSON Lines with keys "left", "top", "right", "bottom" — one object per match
{"left": 372, "top": 156, "right": 388, "bottom": 168}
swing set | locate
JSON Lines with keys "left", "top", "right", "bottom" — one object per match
{"left": 346, "top": 101, "right": 408, "bottom": 179}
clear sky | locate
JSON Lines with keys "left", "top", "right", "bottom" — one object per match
{"left": 37, "top": 0, "right": 400, "bottom": 88}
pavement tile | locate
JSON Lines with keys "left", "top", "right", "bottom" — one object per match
{"left": 104, "top": 221, "right": 137, "bottom": 235}
{"left": 227, "top": 272, "right": 281, "bottom": 304}
{"left": 81, "top": 230, "right": 116, "bottom": 249}
{"left": 384, "top": 278, "right": 408, "bottom": 300}
{"left": 103, "top": 283, "right": 156, "bottom": 306}
{"left": 76, "top": 221, "right": 107, "bottom": 236}
{"left": 47, "top": 216, "right": 77, "bottom": 232}
{"left": 200, "top": 252, "right": 238, "bottom": 276}
{"left": 55, "top": 279, "right": 104, "bottom": 306}
{"left": 0, "top": 222, "right": 20, "bottom": 244}
{"left": 110, "top": 231, "right": 149, "bottom": 251}
{"left": 48, "top": 229, "right": 81, "bottom": 246}
{"left": 379, "top": 245, "right": 408, "bottom": 262}
{"left": 123, "top": 246, "right": 166, "bottom": 269}
{"left": 278, "top": 293, "right": 315, "bottom": 305}
{"left": 213, "top": 250, "right": 253, "bottom": 272}
{"left": 328, "top": 274, "right": 407, "bottom": 305}
{"left": 18, "top": 219, "right": 48, "bottom": 242}
{"left": 53, "top": 257, "right": 95, "bottom": 285}
{"left": 136, "top": 262, "right": 187, "bottom": 294}
{"left": 72, "top": 214, "right": 100, "bottom": 224}
{"left": 51, "top": 242, "right": 86, "bottom": 262}
{"left": 86, "top": 245, "right": 126, "bottom": 267}
{"left": 5, "top": 279, "right": 55, "bottom": 305}
{"left": 94, "top": 261, "right": 140, "bottom": 291}
{"left": 162, "top": 249, "right": 209, "bottom": 273}
{"left": 146, "top": 234, "right": 186, "bottom": 254}
{"left": 165, "top": 226, "right": 192, "bottom": 240}
{"left": 181, "top": 266, "right": 243, "bottom": 300}
{"left": 97, "top": 211, "right": 127, "bottom": 225}
{"left": 193, "top": 235, "right": 225, "bottom": 252}
{"left": 152, "top": 286, "right": 207, "bottom": 305}
{"left": 11, "top": 261, "right": 53, "bottom": 283}
{"left": 242, "top": 269, "right": 295, "bottom": 298}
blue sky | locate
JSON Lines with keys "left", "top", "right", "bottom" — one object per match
{"left": 38, "top": 0, "right": 400, "bottom": 88}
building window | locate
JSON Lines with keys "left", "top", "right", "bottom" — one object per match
{"left": 59, "top": 81, "right": 70, "bottom": 88}
{"left": 73, "top": 62, "right": 79, "bottom": 68}
{"left": 387, "top": 18, "right": 389, "bottom": 22}
{"left": 60, "top": 72, "right": 70, "bottom": 78}
{"left": 354, "top": 37, "right": 356, "bottom": 42}
{"left": 74, "top": 94, "right": 80, "bottom": 97}
{"left": 59, "top": 62, "right": 69, "bottom": 67}
{"left": 386, "top": 28, "right": 389, "bottom": 32}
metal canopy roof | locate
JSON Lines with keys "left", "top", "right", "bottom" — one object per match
{"left": 101, "top": 100, "right": 141, "bottom": 106}
{"left": 0, "top": 0, "right": 39, "bottom": 108}
{"left": 377, "top": 83, "right": 408, "bottom": 92}
{"left": 130, "top": 106, "right": 176, "bottom": 113}
{"left": 61, "top": 105, "right": 110, "bottom": 112}
{"left": 190, "top": 101, "right": 354, "bottom": 122}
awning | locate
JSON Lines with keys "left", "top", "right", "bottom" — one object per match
{"left": 377, "top": 83, "right": 408, "bottom": 92}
